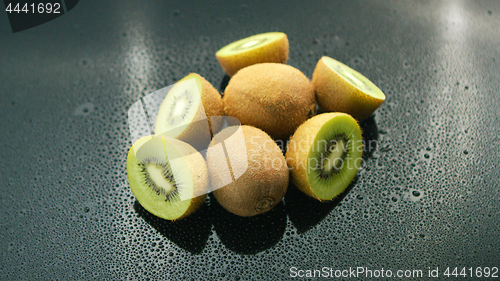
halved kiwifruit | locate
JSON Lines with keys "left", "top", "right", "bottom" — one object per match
{"left": 312, "top": 56, "right": 385, "bottom": 121}
{"left": 126, "top": 135, "right": 208, "bottom": 220}
{"left": 216, "top": 32, "right": 289, "bottom": 76}
{"left": 286, "top": 113, "right": 363, "bottom": 201}
{"left": 154, "top": 73, "right": 224, "bottom": 150}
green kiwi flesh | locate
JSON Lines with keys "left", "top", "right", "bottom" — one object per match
{"left": 127, "top": 135, "right": 207, "bottom": 220}
{"left": 307, "top": 116, "right": 362, "bottom": 199}
{"left": 323, "top": 57, "right": 385, "bottom": 100}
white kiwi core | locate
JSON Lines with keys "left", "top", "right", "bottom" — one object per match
{"left": 216, "top": 32, "right": 285, "bottom": 56}
{"left": 240, "top": 39, "right": 262, "bottom": 49}
{"left": 172, "top": 96, "right": 187, "bottom": 117}
{"left": 323, "top": 140, "right": 345, "bottom": 172}
{"left": 146, "top": 164, "right": 175, "bottom": 193}
{"left": 154, "top": 77, "right": 202, "bottom": 138}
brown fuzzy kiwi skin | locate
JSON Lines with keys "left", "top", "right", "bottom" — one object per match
{"left": 223, "top": 63, "right": 316, "bottom": 141}
{"left": 312, "top": 56, "right": 385, "bottom": 122}
{"left": 166, "top": 137, "right": 209, "bottom": 220}
{"left": 175, "top": 194, "right": 205, "bottom": 220}
{"left": 208, "top": 125, "right": 289, "bottom": 217}
{"left": 285, "top": 113, "right": 362, "bottom": 201}
{"left": 216, "top": 32, "right": 289, "bottom": 77}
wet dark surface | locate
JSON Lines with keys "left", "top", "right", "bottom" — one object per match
{"left": 1, "top": 0, "right": 499, "bottom": 279}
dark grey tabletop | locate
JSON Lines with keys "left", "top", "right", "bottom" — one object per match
{"left": 1, "top": 0, "right": 499, "bottom": 280}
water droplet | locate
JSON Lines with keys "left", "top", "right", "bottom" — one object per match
{"left": 74, "top": 102, "right": 95, "bottom": 116}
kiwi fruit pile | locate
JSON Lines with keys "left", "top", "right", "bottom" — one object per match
{"left": 126, "top": 31, "right": 385, "bottom": 222}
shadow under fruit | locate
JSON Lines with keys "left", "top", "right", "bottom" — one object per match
{"left": 134, "top": 200, "right": 212, "bottom": 254}
{"left": 210, "top": 194, "right": 287, "bottom": 255}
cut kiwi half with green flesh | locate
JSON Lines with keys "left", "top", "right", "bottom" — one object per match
{"left": 327, "top": 59, "right": 380, "bottom": 96}
{"left": 155, "top": 75, "right": 204, "bottom": 137}
{"left": 286, "top": 113, "right": 363, "bottom": 201}
{"left": 127, "top": 135, "right": 208, "bottom": 220}
{"left": 312, "top": 56, "right": 385, "bottom": 121}
{"left": 216, "top": 32, "right": 289, "bottom": 76}
{"left": 154, "top": 73, "right": 223, "bottom": 150}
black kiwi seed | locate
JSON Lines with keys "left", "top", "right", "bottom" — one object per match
{"left": 137, "top": 158, "right": 179, "bottom": 202}
{"left": 317, "top": 133, "right": 350, "bottom": 179}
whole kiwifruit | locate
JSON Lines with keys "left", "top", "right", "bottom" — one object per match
{"left": 286, "top": 113, "right": 363, "bottom": 201}
{"left": 312, "top": 56, "right": 385, "bottom": 121}
{"left": 155, "top": 73, "right": 224, "bottom": 149}
{"left": 207, "top": 125, "right": 288, "bottom": 217}
{"left": 216, "top": 32, "right": 289, "bottom": 77}
{"left": 223, "top": 63, "right": 316, "bottom": 140}
{"left": 127, "top": 135, "right": 209, "bottom": 220}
